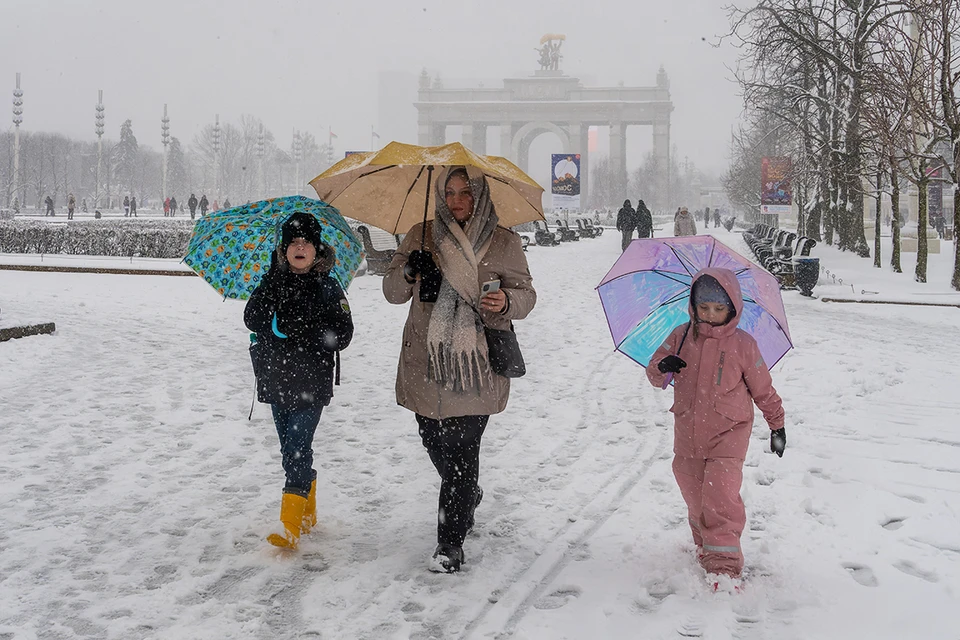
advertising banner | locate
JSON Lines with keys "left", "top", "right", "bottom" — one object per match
{"left": 551, "top": 154, "right": 581, "bottom": 209}
{"left": 760, "top": 157, "right": 792, "bottom": 221}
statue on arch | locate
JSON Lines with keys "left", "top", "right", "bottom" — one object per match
{"left": 536, "top": 34, "right": 565, "bottom": 71}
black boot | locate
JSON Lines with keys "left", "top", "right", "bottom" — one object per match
{"left": 430, "top": 543, "right": 464, "bottom": 573}
{"left": 465, "top": 485, "right": 483, "bottom": 535}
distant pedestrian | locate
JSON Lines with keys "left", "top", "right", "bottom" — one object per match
{"left": 636, "top": 199, "right": 653, "bottom": 239}
{"left": 212, "top": 199, "right": 219, "bottom": 212}
{"left": 169, "top": 196, "right": 178, "bottom": 217}
{"left": 45, "top": 195, "right": 55, "bottom": 216}
{"left": 81, "top": 198, "right": 88, "bottom": 213}
{"left": 188, "top": 194, "right": 198, "bottom": 219}
{"left": 123, "top": 195, "right": 131, "bottom": 217}
{"left": 223, "top": 198, "right": 232, "bottom": 210}
{"left": 164, "top": 198, "right": 171, "bottom": 217}
{"left": 674, "top": 207, "right": 697, "bottom": 237}
{"left": 713, "top": 208, "right": 721, "bottom": 228}
{"left": 130, "top": 196, "right": 138, "bottom": 218}
{"left": 199, "top": 194, "right": 209, "bottom": 217}
{"left": 67, "top": 193, "right": 76, "bottom": 220}
{"left": 616, "top": 199, "right": 638, "bottom": 251}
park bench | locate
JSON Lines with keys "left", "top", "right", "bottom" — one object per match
{"left": 533, "top": 220, "right": 560, "bottom": 246}
{"left": 586, "top": 219, "right": 604, "bottom": 236}
{"left": 575, "top": 218, "right": 600, "bottom": 238}
{"left": 554, "top": 219, "right": 580, "bottom": 242}
{"left": 356, "top": 225, "right": 397, "bottom": 276}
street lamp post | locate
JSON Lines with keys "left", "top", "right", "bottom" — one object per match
{"left": 257, "top": 124, "right": 266, "bottom": 199}
{"left": 292, "top": 129, "right": 302, "bottom": 196}
{"left": 11, "top": 73, "right": 23, "bottom": 210}
{"left": 95, "top": 90, "right": 105, "bottom": 209}
{"left": 161, "top": 104, "right": 170, "bottom": 205}
{"left": 212, "top": 114, "right": 221, "bottom": 204}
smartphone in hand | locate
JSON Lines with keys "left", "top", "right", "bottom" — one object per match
{"left": 481, "top": 279, "right": 501, "bottom": 295}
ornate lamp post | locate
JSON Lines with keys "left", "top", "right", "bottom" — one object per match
{"left": 161, "top": 104, "right": 170, "bottom": 203}
{"left": 95, "top": 90, "right": 105, "bottom": 209}
{"left": 212, "top": 114, "right": 221, "bottom": 203}
{"left": 256, "top": 124, "right": 266, "bottom": 199}
{"left": 11, "top": 73, "right": 23, "bottom": 210}
{"left": 292, "top": 129, "right": 302, "bottom": 196}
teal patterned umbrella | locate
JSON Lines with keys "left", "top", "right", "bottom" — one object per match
{"left": 183, "top": 195, "right": 364, "bottom": 300}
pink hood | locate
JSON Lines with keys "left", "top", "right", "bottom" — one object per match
{"left": 688, "top": 267, "right": 743, "bottom": 338}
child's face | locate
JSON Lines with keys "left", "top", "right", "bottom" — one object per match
{"left": 285, "top": 238, "right": 317, "bottom": 274}
{"left": 696, "top": 302, "right": 731, "bottom": 325}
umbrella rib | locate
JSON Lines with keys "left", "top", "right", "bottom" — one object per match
{"left": 667, "top": 245, "right": 694, "bottom": 276}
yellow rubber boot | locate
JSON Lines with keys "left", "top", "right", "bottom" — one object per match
{"left": 266, "top": 492, "right": 308, "bottom": 550}
{"left": 302, "top": 479, "right": 318, "bottom": 534}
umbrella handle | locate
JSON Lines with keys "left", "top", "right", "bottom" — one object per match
{"left": 420, "top": 165, "right": 434, "bottom": 250}
{"left": 660, "top": 322, "right": 691, "bottom": 390}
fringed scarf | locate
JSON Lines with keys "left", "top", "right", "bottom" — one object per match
{"left": 426, "top": 166, "right": 499, "bottom": 393}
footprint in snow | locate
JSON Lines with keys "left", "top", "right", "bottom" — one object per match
{"left": 893, "top": 560, "right": 938, "bottom": 583}
{"left": 881, "top": 516, "right": 906, "bottom": 530}
{"left": 842, "top": 563, "right": 878, "bottom": 587}
{"left": 533, "top": 586, "right": 582, "bottom": 610}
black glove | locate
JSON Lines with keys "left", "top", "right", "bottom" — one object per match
{"left": 657, "top": 355, "right": 687, "bottom": 374}
{"left": 770, "top": 428, "right": 786, "bottom": 458}
{"left": 403, "top": 250, "right": 438, "bottom": 280}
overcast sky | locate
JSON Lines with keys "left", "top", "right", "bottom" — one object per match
{"left": 2, "top": 0, "right": 743, "bottom": 177}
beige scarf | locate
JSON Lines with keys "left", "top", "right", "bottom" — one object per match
{"left": 426, "top": 166, "right": 499, "bottom": 393}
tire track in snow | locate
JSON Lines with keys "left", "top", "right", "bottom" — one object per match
{"left": 463, "top": 359, "right": 673, "bottom": 639}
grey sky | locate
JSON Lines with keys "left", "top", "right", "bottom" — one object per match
{"left": 2, "top": 0, "right": 742, "bottom": 177}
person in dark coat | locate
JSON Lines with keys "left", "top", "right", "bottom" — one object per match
{"left": 244, "top": 212, "right": 354, "bottom": 551}
{"left": 199, "top": 194, "right": 209, "bottom": 217}
{"left": 636, "top": 199, "right": 654, "bottom": 238}
{"left": 45, "top": 195, "right": 55, "bottom": 216}
{"left": 169, "top": 196, "right": 178, "bottom": 217}
{"left": 188, "top": 194, "right": 198, "bottom": 219}
{"left": 223, "top": 198, "right": 231, "bottom": 210}
{"left": 616, "top": 199, "right": 637, "bottom": 251}
{"left": 130, "top": 196, "right": 138, "bottom": 217}
{"left": 713, "top": 208, "right": 721, "bottom": 228}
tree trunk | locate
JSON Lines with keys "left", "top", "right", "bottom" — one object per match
{"left": 891, "top": 165, "right": 901, "bottom": 273}
{"left": 952, "top": 184, "right": 960, "bottom": 290}
{"left": 874, "top": 168, "right": 882, "bottom": 268}
{"left": 916, "top": 174, "right": 928, "bottom": 283}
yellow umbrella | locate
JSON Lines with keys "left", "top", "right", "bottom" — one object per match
{"left": 308, "top": 141, "right": 545, "bottom": 236}
{"left": 540, "top": 33, "right": 566, "bottom": 44}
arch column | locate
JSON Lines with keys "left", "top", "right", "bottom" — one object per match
{"left": 609, "top": 121, "right": 626, "bottom": 201}
{"left": 567, "top": 121, "right": 587, "bottom": 206}
{"left": 653, "top": 116, "right": 671, "bottom": 206}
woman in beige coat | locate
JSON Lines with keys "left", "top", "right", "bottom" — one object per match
{"left": 383, "top": 166, "right": 537, "bottom": 573}
{"left": 674, "top": 206, "right": 698, "bottom": 237}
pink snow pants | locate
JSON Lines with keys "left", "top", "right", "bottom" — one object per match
{"left": 672, "top": 455, "right": 745, "bottom": 577}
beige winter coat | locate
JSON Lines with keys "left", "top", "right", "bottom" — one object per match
{"left": 383, "top": 222, "right": 537, "bottom": 419}
{"left": 674, "top": 212, "right": 698, "bottom": 237}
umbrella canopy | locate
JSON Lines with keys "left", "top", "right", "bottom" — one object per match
{"left": 308, "top": 141, "right": 545, "bottom": 234}
{"left": 596, "top": 236, "right": 792, "bottom": 373}
{"left": 540, "top": 33, "right": 566, "bottom": 43}
{"left": 183, "top": 195, "right": 364, "bottom": 300}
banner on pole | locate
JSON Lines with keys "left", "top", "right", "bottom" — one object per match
{"left": 551, "top": 154, "right": 581, "bottom": 209}
{"left": 760, "top": 157, "right": 792, "bottom": 215}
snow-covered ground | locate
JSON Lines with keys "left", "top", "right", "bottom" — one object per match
{"left": 1, "top": 227, "right": 958, "bottom": 640}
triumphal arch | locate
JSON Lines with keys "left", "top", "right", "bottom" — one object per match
{"left": 414, "top": 37, "right": 673, "bottom": 205}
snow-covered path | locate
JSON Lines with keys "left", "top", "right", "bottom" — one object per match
{"left": 1, "top": 229, "right": 958, "bottom": 639}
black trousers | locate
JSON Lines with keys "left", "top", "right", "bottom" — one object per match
{"left": 620, "top": 228, "right": 634, "bottom": 251}
{"left": 416, "top": 414, "right": 488, "bottom": 547}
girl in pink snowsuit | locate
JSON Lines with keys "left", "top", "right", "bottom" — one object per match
{"left": 646, "top": 268, "right": 785, "bottom": 578}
